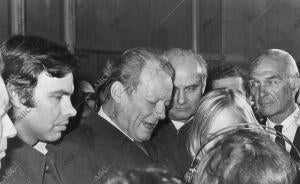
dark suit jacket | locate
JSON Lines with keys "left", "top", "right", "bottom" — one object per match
{"left": 150, "top": 118, "right": 192, "bottom": 178}
{"left": 59, "top": 112, "right": 162, "bottom": 184}
{"left": 260, "top": 118, "right": 300, "bottom": 184}
{"left": 290, "top": 128, "right": 300, "bottom": 161}
{"left": 260, "top": 118, "right": 300, "bottom": 161}
{"left": 0, "top": 137, "right": 63, "bottom": 184}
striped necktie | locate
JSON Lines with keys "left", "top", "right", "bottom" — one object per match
{"left": 274, "top": 125, "right": 286, "bottom": 149}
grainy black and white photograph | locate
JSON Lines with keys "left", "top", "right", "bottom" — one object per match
{"left": 0, "top": 0, "right": 299, "bottom": 183}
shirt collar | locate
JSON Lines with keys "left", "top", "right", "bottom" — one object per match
{"left": 98, "top": 106, "right": 134, "bottom": 141}
{"left": 171, "top": 117, "right": 194, "bottom": 130}
{"left": 171, "top": 120, "right": 185, "bottom": 130}
{"left": 267, "top": 105, "right": 300, "bottom": 129}
{"left": 33, "top": 141, "right": 48, "bottom": 155}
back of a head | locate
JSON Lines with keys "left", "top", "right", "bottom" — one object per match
{"left": 103, "top": 165, "right": 183, "bottom": 184}
{"left": 189, "top": 88, "right": 258, "bottom": 158}
{"left": 193, "top": 129, "right": 298, "bottom": 184}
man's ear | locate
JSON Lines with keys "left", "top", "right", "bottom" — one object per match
{"left": 110, "top": 81, "right": 127, "bottom": 104}
{"left": 6, "top": 83, "right": 24, "bottom": 108}
{"left": 201, "top": 81, "right": 207, "bottom": 95}
{"left": 293, "top": 77, "right": 300, "bottom": 104}
{"left": 290, "top": 77, "right": 300, "bottom": 92}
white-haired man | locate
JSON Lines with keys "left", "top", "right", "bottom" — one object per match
{"left": 249, "top": 49, "right": 300, "bottom": 161}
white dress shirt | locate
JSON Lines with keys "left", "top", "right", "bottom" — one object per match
{"left": 172, "top": 120, "right": 185, "bottom": 130}
{"left": 98, "top": 106, "right": 133, "bottom": 141}
{"left": 33, "top": 141, "right": 48, "bottom": 155}
{"left": 171, "top": 117, "right": 193, "bottom": 131}
{"left": 266, "top": 105, "right": 300, "bottom": 152}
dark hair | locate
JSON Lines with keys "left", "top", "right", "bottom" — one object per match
{"left": 0, "top": 50, "right": 4, "bottom": 74}
{"left": 0, "top": 34, "right": 78, "bottom": 107}
{"left": 207, "top": 65, "right": 249, "bottom": 97}
{"left": 103, "top": 165, "right": 183, "bottom": 184}
{"left": 95, "top": 48, "right": 174, "bottom": 105}
{"left": 193, "top": 129, "right": 298, "bottom": 184}
{"left": 211, "top": 65, "right": 244, "bottom": 81}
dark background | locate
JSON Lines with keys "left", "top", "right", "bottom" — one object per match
{"left": 1, "top": 0, "right": 300, "bottom": 84}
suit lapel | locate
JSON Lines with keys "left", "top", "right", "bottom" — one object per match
{"left": 122, "top": 140, "right": 152, "bottom": 159}
{"left": 90, "top": 114, "right": 152, "bottom": 161}
{"left": 291, "top": 127, "right": 300, "bottom": 161}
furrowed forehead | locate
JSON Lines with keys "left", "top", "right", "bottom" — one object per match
{"left": 250, "top": 70, "right": 284, "bottom": 82}
{"left": 251, "top": 57, "right": 288, "bottom": 76}
{"left": 174, "top": 65, "right": 202, "bottom": 87}
{"left": 138, "top": 64, "right": 173, "bottom": 99}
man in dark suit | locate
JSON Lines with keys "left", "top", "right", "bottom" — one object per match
{"left": 0, "top": 35, "right": 78, "bottom": 183}
{"left": 151, "top": 48, "right": 207, "bottom": 178}
{"left": 59, "top": 48, "right": 175, "bottom": 184}
{"left": 249, "top": 49, "right": 300, "bottom": 161}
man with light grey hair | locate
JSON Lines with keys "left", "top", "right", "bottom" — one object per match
{"left": 249, "top": 49, "right": 300, "bottom": 161}
{"left": 58, "top": 48, "right": 175, "bottom": 184}
{"left": 151, "top": 48, "right": 207, "bottom": 178}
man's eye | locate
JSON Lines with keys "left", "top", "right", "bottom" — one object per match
{"left": 186, "top": 86, "right": 196, "bottom": 91}
{"left": 249, "top": 81, "right": 259, "bottom": 87}
{"left": 148, "top": 101, "right": 156, "bottom": 106}
{"left": 54, "top": 96, "right": 63, "bottom": 100}
{"left": 269, "top": 79, "right": 280, "bottom": 85}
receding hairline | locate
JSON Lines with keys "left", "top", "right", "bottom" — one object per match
{"left": 165, "top": 48, "right": 206, "bottom": 68}
{"left": 0, "top": 53, "right": 3, "bottom": 74}
{"left": 251, "top": 49, "right": 299, "bottom": 76}
{"left": 140, "top": 59, "right": 171, "bottom": 80}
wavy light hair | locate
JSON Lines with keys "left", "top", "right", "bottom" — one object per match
{"left": 188, "top": 88, "right": 259, "bottom": 159}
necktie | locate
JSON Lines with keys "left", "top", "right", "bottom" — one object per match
{"left": 274, "top": 125, "right": 286, "bottom": 149}
{"left": 44, "top": 153, "right": 63, "bottom": 184}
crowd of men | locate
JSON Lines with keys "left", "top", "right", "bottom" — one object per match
{"left": 0, "top": 34, "right": 299, "bottom": 184}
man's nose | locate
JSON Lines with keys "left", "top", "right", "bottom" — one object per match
{"left": 62, "top": 98, "right": 77, "bottom": 117}
{"left": 154, "top": 104, "right": 166, "bottom": 120}
{"left": 2, "top": 114, "right": 17, "bottom": 138}
{"left": 258, "top": 84, "right": 268, "bottom": 98}
{"left": 177, "top": 90, "right": 187, "bottom": 105}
